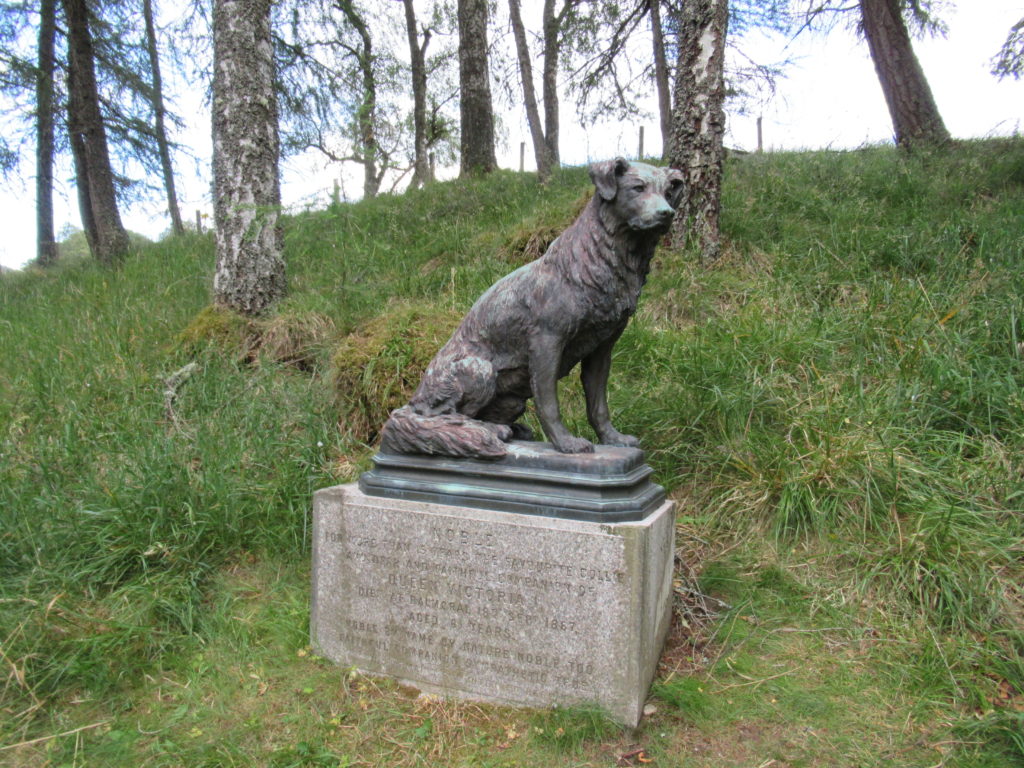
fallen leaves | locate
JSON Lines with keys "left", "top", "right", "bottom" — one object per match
{"left": 990, "top": 678, "right": 1023, "bottom": 712}
{"left": 617, "top": 745, "right": 654, "bottom": 765}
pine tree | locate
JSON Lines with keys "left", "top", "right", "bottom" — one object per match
{"left": 64, "top": 0, "right": 131, "bottom": 265}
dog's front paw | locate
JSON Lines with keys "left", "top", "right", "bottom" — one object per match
{"left": 600, "top": 430, "right": 640, "bottom": 448}
{"left": 553, "top": 435, "right": 595, "bottom": 454}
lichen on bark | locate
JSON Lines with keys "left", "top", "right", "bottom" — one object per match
{"left": 212, "top": 0, "right": 286, "bottom": 316}
{"left": 668, "top": 0, "right": 728, "bottom": 263}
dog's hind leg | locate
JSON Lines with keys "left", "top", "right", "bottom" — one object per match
{"left": 477, "top": 397, "right": 532, "bottom": 438}
{"left": 476, "top": 394, "right": 531, "bottom": 440}
{"left": 451, "top": 357, "right": 499, "bottom": 417}
{"left": 508, "top": 422, "right": 534, "bottom": 440}
{"left": 413, "top": 356, "right": 495, "bottom": 416}
{"left": 387, "top": 356, "right": 510, "bottom": 458}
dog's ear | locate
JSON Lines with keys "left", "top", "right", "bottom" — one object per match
{"left": 589, "top": 157, "right": 630, "bottom": 201}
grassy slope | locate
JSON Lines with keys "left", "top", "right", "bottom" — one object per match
{"left": 1, "top": 142, "right": 1022, "bottom": 766}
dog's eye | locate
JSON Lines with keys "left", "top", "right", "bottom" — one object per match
{"left": 631, "top": 183, "right": 646, "bottom": 193}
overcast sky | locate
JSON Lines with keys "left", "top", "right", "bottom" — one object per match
{"left": 1, "top": 1, "right": 1022, "bottom": 270}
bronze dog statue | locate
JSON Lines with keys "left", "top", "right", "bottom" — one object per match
{"left": 381, "top": 157, "right": 684, "bottom": 459}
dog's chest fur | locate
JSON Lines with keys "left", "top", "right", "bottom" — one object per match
{"left": 552, "top": 202, "right": 658, "bottom": 328}
{"left": 540, "top": 200, "right": 660, "bottom": 370}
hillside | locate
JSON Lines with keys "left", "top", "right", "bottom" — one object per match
{"left": 1, "top": 141, "right": 1022, "bottom": 766}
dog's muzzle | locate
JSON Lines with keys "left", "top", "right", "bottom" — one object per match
{"left": 630, "top": 206, "right": 676, "bottom": 232}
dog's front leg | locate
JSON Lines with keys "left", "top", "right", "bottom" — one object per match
{"left": 581, "top": 334, "right": 640, "bottom": 448}
{"left": 529, "top": 331, "right": 594, "bottom": 454}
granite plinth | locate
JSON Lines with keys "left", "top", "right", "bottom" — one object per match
{"left": 311, "top": 484, "right": 675, "bottom": 726}
{"left": 358, "top": 442, "right": 665, "bottom": 523}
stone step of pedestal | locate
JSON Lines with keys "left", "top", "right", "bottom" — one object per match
{"left": 311, "top": 484, "right": 676, "bottom": 727}
{"left": 358, "top": 441, "right": 666, "bottom": 523}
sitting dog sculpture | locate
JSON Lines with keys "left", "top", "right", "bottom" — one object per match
{"left": 381, "top": 157, "right": 685, "bottom": 459}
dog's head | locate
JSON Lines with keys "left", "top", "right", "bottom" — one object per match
{"left": 589, "top": 157, "right": 685, "bottom": 233}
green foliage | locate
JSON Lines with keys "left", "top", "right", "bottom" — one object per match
{"left": 2, "top": 140, "right": 1024, "bottom": 765}
{"left": 255, "top": 298, "right": 337, "bottom": 371}
{"left": 992, "top": 17, "right": 1024, "bottom": 80}
{"left": 651, "top": 676, "right": 713, "bottom": 721}
{"left": 955, "top": 711, "right": 1024, "bottom": 765}
{"left": 529, "top": 704, "right": 620, "bottom": 752}
{"left": 496, "top": 189, "right": 592, "bottom": 265}
{"left": 329, "top": 300, "right": 462, "bottom": 441}
{"left": 180, "top": 298, "right": 337, "bottom": 370}
{"left": 0, "top": 234, "right": 337, "bottom": 708}
{"left": 178, "top": 304, "right": 256, "bottom": 355}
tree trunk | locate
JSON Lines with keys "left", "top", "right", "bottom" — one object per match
{"left": 668, "top": 0, "right": 728, "bottom": 262}
{"left": 650, "top": 0, "right": 672, "bottom": 160}
{"left": 68, "top": 124, "right": 97, "bottom": 255}
{"left": 457, "top": 0, "right": 496, "bottom": 176}
{"left": 36, "top": 0, "right": 57, "bottom": 266}
{"left": 402, "top": 0, "right": 430, "bottom": 188}
{"left": 858, "top": 0, "right": 949, "bottom": 148}
{"left": 335, "top": 0, "right": 380, "bottom": 199}
{"left": 508, "top": 0, "right": 552, "bottom": 181}
{"left": 540, "top": 0, "right": 561, "bottom": 168}
{"left": 143, "top": 0, "right": 184, "bottom": 235}
{"left": 212, "top": 0, "right": 285, "bottom": 315}
{"left": 64, "top": 0, "right": 130, "bottom": 266}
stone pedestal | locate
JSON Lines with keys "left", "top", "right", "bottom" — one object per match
{"left": 311, "top": 481, "right": 674, "bottom": 726}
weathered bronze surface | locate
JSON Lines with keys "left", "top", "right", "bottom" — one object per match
{"left": 359, "top": 441, "right": 666, "bottom": 522}
{"left": 381, "top": 157, "right": 684, "bottom": 460}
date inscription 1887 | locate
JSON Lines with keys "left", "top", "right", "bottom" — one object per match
{"left": 312, "top": 498, "right": 631, "bottom": 703}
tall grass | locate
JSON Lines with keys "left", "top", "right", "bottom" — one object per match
{"left": 2, "top": 144, "right": 1022, "bottom": 763}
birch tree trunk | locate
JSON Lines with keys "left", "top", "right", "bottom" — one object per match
{"left": 457, "top": 0, "right": 497, "bottom": 176}
{"left": 858, "top": 0, "right": 949, "bottom": 147}
{"left": 143, "top": 0, "right": 184, "bottom": 235}
{"left": 36, "top": 0, "right": 57, "bottom": 266}
{"left": 402, "top": 0, "right": 430, "bottom": 188}
{"left": 668, "top": 0, "right": 728, "bottom": 262}
{"left": 64, "top": 0, "right": 130, "bottom": 266}
{"left": 212, "top": 0, "right": 285, "bottom": 315}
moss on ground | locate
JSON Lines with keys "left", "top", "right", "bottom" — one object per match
{"left": 329, "top": 300, "right": 463, "bottom": 441}
{"left": 177, "top": 304, "right": 256, "bottom": 357}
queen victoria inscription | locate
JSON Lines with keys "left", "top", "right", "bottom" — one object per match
{"left": 311, "top": 484, "right": 674, "bottom": 725}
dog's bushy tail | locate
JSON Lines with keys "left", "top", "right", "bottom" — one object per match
{"left": 380, "top": 406, "right": 509, "bottom": 459}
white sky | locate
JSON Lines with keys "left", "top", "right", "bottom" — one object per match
{"left": 1, "top": 1, "right": 1022, "bottom": 270}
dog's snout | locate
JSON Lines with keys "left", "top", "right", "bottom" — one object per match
{"left": 628, "top": 195, "right": 677, "bottom": 231}
{"left": 651, "top": 200, "right": 675, "bottom": 227}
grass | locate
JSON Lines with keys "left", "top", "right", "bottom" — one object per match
{"left": 2, "top": 139, "right": 1023, "bottom": 765}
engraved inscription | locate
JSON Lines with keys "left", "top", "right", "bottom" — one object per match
{"left": 317, "top": 501, "right": 630, "bottom": 699}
